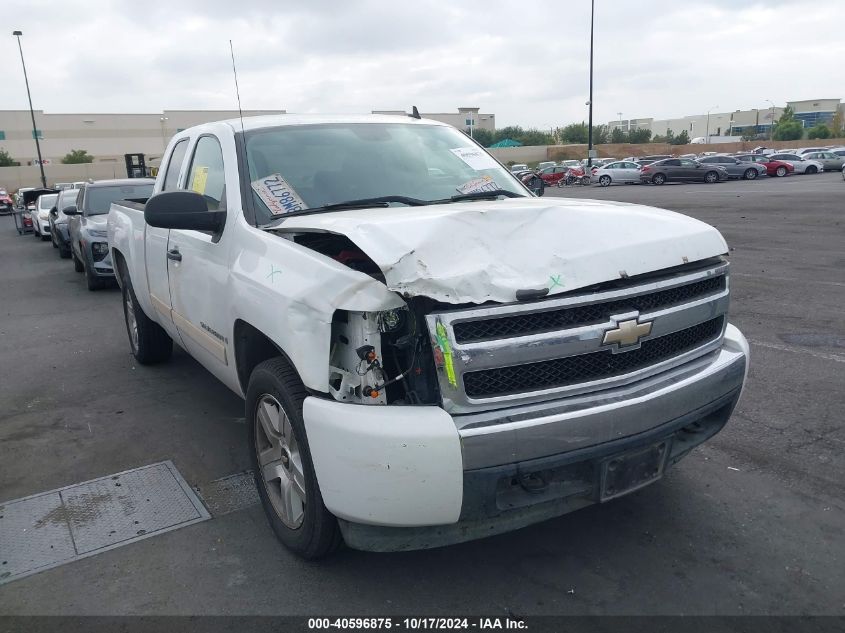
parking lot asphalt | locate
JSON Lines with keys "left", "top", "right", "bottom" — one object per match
{"left": 1, "top": 173, "right": 843, "bottom": 616}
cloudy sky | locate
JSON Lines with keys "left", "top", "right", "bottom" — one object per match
{"left": 3, "top": 0, "right": 843, "bottom": 128}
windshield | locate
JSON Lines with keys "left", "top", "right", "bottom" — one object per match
{"left": 58, "top": 189, "right": 80, "bottom": 209}
{"left": 38, "top": 194, "right": 58, "bottom": 210}
{"left": 245, "top": 123, "right": 527, "bottom": 221}
{"left": 84, "top": 184, "right": 153, "bottom": 215}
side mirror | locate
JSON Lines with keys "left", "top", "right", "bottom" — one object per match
{"left": 526, "top": 175, "right": 545, "bottom": 197}
{"left": 144, "top": 190, "right": 226, "bottom": 232}
{"left": 50, "top": 207, "right": 58, "bottom": 214}
{"left": 63, "top": 205, "right": 79, "bottom": 215}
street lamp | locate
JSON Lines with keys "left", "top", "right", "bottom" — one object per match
{"left": 766, "top": 99, "right": 776, "bottom": 140}
{"left": 586, "top": 0, "right": 595, "bottom": 167}
{"left": 705, "top": 105, "right": 719, "bottom": 145}
{"left": 12, "top": 30, "right": 47, "bottom": 188}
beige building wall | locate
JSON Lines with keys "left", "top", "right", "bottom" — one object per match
{"left": 0, "top": 109, "right": 285, "bottom": 166}
{"left": 372, "top": 107, "right": 496, "bottom": 133}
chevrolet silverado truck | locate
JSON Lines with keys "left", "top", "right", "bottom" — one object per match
{"left": 108, "top": 114, "right": 749, "bottom": 558}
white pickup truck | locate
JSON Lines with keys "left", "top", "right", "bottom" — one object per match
{"left": 109, "top": 114, "right": 749, "bottom": 558}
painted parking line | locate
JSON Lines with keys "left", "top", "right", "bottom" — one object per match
{"left": 0, "top": 461, "right": 209, "bottom": 585}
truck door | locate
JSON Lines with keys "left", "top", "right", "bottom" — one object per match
{"left": 165, "top": 133, "right": 236, "bottom": 388}
{"left": 145, "top": 138, "right": 189, "bottom": 343}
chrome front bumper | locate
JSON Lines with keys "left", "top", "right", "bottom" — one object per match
{"left": 456, "top": 323, "right": 748, "bottom": 470}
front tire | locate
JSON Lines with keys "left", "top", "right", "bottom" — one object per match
{"left": 72, "top": 250, "right": 84, "bottom": 272}
{"left": 743, "top": 168, "right": 757, "bottom": 180}
{"left": 775, "top": 166, "right": 787, "bottom": 177}
{"left": 599, "top": 175, "right": 611, "bottom": 187}
{"left": 121, "top": 271, "right": 173, "bottom": 364}
{"left": 652, "top": 173, "right": 666, "bottom": 185}
{"left": 247, "top": 358, "right": 341, "bottom": 559}
{"left": 806, "top": 166, "right": 818, "bottom": 174}
{"left": 704, "top": 170, "right": 719, "bottom": 184}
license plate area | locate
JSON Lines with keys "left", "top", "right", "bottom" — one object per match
{"left": 600, "top": 439, "right": 671, "bottom": 501}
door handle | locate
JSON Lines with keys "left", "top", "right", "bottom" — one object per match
{"left": 167, "top": 248, "right": 182, "bottom": 262}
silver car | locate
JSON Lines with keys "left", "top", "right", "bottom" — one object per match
{"left": 801, "top": 151, "right": 844, "bottom": 171}
{"left": 697, "top": 155, "right": 767, "bottom": 180}
{"left": 767, "top": 153, "right": 824, "bottom": 174}
{"left": 592, "top": 161, "right": 642, "bottom": 186}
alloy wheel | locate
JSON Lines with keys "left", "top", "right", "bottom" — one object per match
{"left": 254, "top": 394, "right": 306, "bottom": 529}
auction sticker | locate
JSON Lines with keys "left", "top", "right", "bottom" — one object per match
{"left": 457, "top": 175, "right": 500, "bottom": 194}
{"left": 252, "top": 173, "right": 308, "bottom": 215}
{"left": 450, "top": 147, "right": 500, "bottom": 171}
{"left": 190, "top": 166, "right": 209, "bottom": 195}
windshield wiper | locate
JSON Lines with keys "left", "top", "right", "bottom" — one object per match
{"left": 443, "top": 189, "right": 526, "bottom": 203}
{"left": 260, "top": 195, "right": 432, "bottom": 227}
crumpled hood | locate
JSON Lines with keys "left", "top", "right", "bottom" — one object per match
{"left": 275, "top": 198, "right": 728, "bottom": 304}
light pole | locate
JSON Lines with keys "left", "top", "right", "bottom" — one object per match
{"left": 586, "top": 0, "right": 595, "bottom": 167}
{"left": 766, "top": 99, "right": 776, "bottom": 140}
{"left": 705, "top": 105, "right": 718, "bottom": 145}
{"left": 12, "top": 30, "right": 46, "bottom": 188}
{"left": 159, "top": 116, "right": 169, "bottom": 150}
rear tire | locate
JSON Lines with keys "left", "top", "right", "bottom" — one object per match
{"left": 775, "top": 166, "right": 787, "bottom": 177}
{"left": 247, "top": 358, "right": 342, "bottom": 559}
{"left": 704, "top": 171, "right": 719, "bottom": 184}
{"left": 652, "top": 173, "right": 666, "bottom": 185}
{"left": 121, "top": 271, "right": 173, "bottom": 364}
{"left": 599, "top": 175, "right": 611, "bottom": 187}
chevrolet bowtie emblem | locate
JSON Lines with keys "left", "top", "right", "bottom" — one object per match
{"left": 602, "top": 318, "right": 653, "bottom": 349}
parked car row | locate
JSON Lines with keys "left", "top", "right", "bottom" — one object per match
{"left": 11, "top": 179, "right": 155, "bottom": 290}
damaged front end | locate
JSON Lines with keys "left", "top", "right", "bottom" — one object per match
{"left": 328, "top": 301, "right": 441, "bottom": 406}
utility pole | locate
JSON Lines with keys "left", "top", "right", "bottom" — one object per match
{"left": 586, "top": 0, "right": 595, "bottom": 167}
{"left": 13, "top": 30, "right": 47, "bottom": 188}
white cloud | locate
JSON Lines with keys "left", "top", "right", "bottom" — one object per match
{"left": 2, "top": 0, "right": 843, "bottom": 127}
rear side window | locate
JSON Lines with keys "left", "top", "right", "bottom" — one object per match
{"left": 186, "top": 136, "right": 226, "bottom": 211}
{"left": 162, "top": 139, "right": 189, "bottom": 191}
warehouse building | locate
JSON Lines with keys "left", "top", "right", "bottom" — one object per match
{"left": 0, "top": 109, "right": 285, "bottom": 166}
{"left": 609, "top": 98, "right": 843, "bottom": 140}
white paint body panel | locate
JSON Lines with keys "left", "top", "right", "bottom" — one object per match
{"left": 303, "top": 397, "right": 463, "bottom": 526}
{"left": 277, "top": 198, "right": 728, "bottom": 304}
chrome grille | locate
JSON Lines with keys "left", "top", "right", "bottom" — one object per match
{"left": 425, "top": 261, "right": 730, "bottom": 414}
{"left": 453, "top": 275, "right": 726, "bottom": 343}
{"left": 463, "top": 317, "right": 724, "bottom": 398}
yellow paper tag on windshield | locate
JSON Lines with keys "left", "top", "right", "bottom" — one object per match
{"left": 191, "top": 167, "right": 209, "bottom": 195}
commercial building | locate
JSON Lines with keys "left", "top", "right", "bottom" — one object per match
{"left": 609, "top": 98, "right": 843, "bottom": 140}
{"left": 0, "top": 109, "right": 285, "bottom": 166}
{"left": 372, "top": 107, "right": 496, "bottom": 134}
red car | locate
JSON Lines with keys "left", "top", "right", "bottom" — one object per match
{"left": 0, "top": 189, "right": 13, "bottom": 214}
{"left": 734, "top": 154, "right": 794, "bottom": 177}
{"left": 537, "top": 165, "right": 572, "bottom": 185}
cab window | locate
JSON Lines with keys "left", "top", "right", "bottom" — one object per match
{"left": 163, "top": 139, "right": 189, "bottom": 191}
{"left": 186, "top": 136, "right": 226, "bottom": 210}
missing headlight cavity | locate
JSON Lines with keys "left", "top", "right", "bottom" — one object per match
{"left": 329, "top": 301, "right": 440, "bottom": 406}
{"left": 291, "top": 232, "right": 383, "bottom": 280}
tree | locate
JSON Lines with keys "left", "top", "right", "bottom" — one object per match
{"left": 830, "top": 111, "right": 843, "bottom": 138}
{"left": 627, "top": 128, "right": 652, "bottom": 144}
{"left": 772, "top": 120, "right": 803, "bottom": 141}
{"left": 559, "top": 122, "right": 589, "bottom": 144}
{"left": 653, "top": 128, "right": 674, "bottom": 143}
{"left": 670, "top": 130, "right": 690, "bottom": 145}
{"left": 591, "top": 124, "right": 609, "bottom": 144}
{"left": 807, "top": 124, "right": 831, "bottom": 140}
{"left": 772, "top": 106, "right": 804, "bottom": 141}
{"left": 0, "top": 149, "right": 17, "bottom": 167}
{"left": 610, "top": 127, "right": 627, "bottom": 143}
{"left": 470, "top": 128, "right": 494, "bottom": 147}
{"left": 61, "top": 149, "right": 94, "bottom": 164}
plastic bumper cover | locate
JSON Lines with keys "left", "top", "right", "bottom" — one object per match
{"left": 309, "top": 325, "right": 748, "bottom": 551}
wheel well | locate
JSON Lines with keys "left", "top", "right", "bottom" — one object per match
{"left": 234, "top": 320, "right": 301, "bottom": 395}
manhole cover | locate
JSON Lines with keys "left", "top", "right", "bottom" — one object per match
{"left": 0, "top": 461, "right": 209, "bottom": 585}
